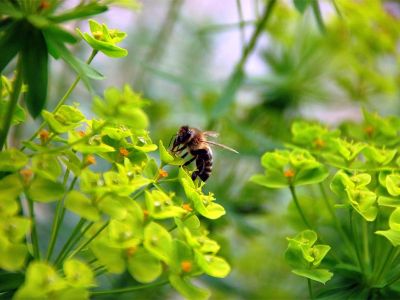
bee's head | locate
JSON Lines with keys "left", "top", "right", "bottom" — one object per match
{"left": 172, "top": 125, "right": 193, "bottom": 151}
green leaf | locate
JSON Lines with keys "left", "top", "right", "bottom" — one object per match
{"left": 249, "top": 173, "right": 288, "bottom": 189}
{"left": 64, "top": 190, "right": 100, "bottom": 221}
{"left": 159, "top": 140, "right": 174, "bottom": 164}
{"left": 0, "top": 196, "right": 19, "bottom": 217}
{"left": 64, "top": 259, "right": 95, "bottom": 288}
{"left": 49, "top": 3, "right": 108, "bottom": 23}
{"left": 0, "top": 100, "right": 26, "bottom": 126}
{"left": 0, "top": 237, "right": 28, "bottom": 271}
{"left": 127, "top": 247, "right": 162, "bottom": 283}
{"left": 363, "top": 145, "right": 396, "bottom": 165}
{"left": 108, "top": 217, "right": 142, "bottom": 248}
{"left": 293, "top": 0, "right": 311, "bottom": 13}
{"left": 0, "top": 174, "right": 23, "bottom": 199}
{"left": 90, "top": 240, "right": 125, "bottom": 274}
{"left": 0, "top": 22, "right": 24, "bottom": 72}
{"left": 42, "top": 105, "right": 85, "bottom": 133}
{"left": 292, "top": 268, "right": 333, "bottom": 284}
{"left": 98, "top": 195, "right": 127, "bottom": 220}
{"left": 21, "top": 28, "right": 48, "bottom": 118}
{"left": 0, "top": 216, "right": 31, "bottom": 242}
{"left": 347, "top": 188, "right": 378, "bottom": 222}
{"left": 0, "top": 149, "right": 28, "bottom": 172}
{"left": 169, "top": 274, "right": 210, "bottom": 300}
{"left": 28, "top": 176, "right": 65, "bottom": 202}
{"left": 378, "top": 196, "right": 400, "bottom": 208}
{"left": 375, "top": 229, "right": 400, "bottom": 247}
{"left": 386, "top": 174, "right": 400, "bottom": 196}
{"left": 195, "top": 251, "right": 230, "bottom": 278}
{"left": 14, "top": 262, "right": 67, "bottom": 299}
{"left": 145, "top": 190, "right": 186, "bottom": 219}
{"left": 32, "top": 154, "right": 62, "bottom": 181}
{"left": 144, "top": 222, "right": 172, "bottom": 265}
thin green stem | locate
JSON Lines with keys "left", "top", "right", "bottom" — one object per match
{"left": 67, "top": 221, "right": 109, "bottom": 260}
{"left": 374, "top": 246, "right": 395, "bottom": 285}
{"left": 311, "top": 0, "right": 326, "bottom": 33}
{"left": 289, "top": 185, "right": 311, "bottom": 229}
{"left": 56, "top": 221, "right": 94, "bottom": 267}
{"left": 362, "top": 219, "right": 370, "bottom": 273}
{"left": 319, "top": 184, "right": 357, "bottom": 264}
{"left": 27, "top": 196, "right": 40, "bottom": 260}
{"left": 0, "top": 56, "right": 23, "bottom": 150}
{"left": 46, "top": 175, "right": 78, "bottom": 261}
{"left": 349, "top": 209, "right": 364, "bottom": 275}
{"left": 308, "top": 278, "right": 314, "bottom": 300}
{"left": 235, "top": 0, "right": 246, "bottom": 53}
{"left": 209, "top": 0, "right": 277, "bottom": 123}
{"left": 54, "top": 218, "right": 86, "bottom": 265}
{"left": 22, "top": 50, "right": 98, "bottom": 149}
{"left": 90, "top": 279, "right": 169, "bottom": 296}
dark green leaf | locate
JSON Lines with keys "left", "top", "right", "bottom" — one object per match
{"left": 21, "top": 28, "right": 48, "bottom": 118}
{"left": 49, "top": 3, "right": 108, "bottom": 23}
{"left": 293, "top": 0, "right": 311, "bottom": 13}
{"left": 0, "top": 22, "right": 24, "bottom": 72}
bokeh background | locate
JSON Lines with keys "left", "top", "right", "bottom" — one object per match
{"left": 17, "top": 0, "right": 400, "bottom": 298}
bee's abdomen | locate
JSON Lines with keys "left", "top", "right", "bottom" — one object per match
{"left": 192, "top": 148, "right": 213, "bottom": 182}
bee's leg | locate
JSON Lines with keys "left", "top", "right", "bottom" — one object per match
{"left": 181, "top": 152, "right": 188, "bottom": 158}
{"left": 183, "top": 156, "right": 196, "bottom": 167}
{"left": 172, "top": 145, "right": 186, "bottom": 153}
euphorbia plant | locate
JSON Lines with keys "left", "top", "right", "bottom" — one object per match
{"left": 0, "top": 8, "right": 230, "bottom": 300}
{"left": 252, "top": 110, "right": 400, "bottom": 299}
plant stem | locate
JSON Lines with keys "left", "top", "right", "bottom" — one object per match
{"left": 362, "top": 219, "right": 370, "bottom": 273}
{"left": 54, "top": 218, "right": 86, "bottom": 265}
{"left": 349, "top": 209, "right": 364, "bottom": 275}
{"left": 90, "top": 279, "right": 169, "bottom": 296}
{"left": 27, "top": 196, "right": 40, "bottom": 260}
{"left": 289, "top": 185, "right": 311, "bottom": 229}
{"left": 235, "top": 0, "right": 246, "bottom": 53}
{"left": 46, "top": 175, "right": 78, "bottom": 261}
{"left": 209, "top": 0, "right": 277, "bottom": 123}
{"left": 308, "top": 278, "right": 314, "bottom": 300}
{"left": 374, "top": 246, "right": 395, "bottom": 285}
{"left": 0, "top": 56, "right": 23, "bottom": 150}
{"left": 311, "top": 0, "right": 326, "bottom": 33}
{"left": 55, "top": 221, "right": 94, "bottom": 267}
{"left": 22, "top": 50, "right": 98, "bottom": 149}
{"left": 67, "top": 221, "right": 109, "bottom": 260}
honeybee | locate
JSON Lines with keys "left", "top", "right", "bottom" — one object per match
{"left": 170, "top": 126, "right": 238, "bottom": 182}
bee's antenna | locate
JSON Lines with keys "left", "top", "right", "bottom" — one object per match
{"left": 168, "top": 134, "right": 177, "bottom": 148}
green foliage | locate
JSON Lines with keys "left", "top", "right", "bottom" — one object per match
{"left": 0, "top": 9, "right": 230, "bottom": 299}
{"left": 0, "top": 1, "right": 127, "bottom": 117}
{"left": 285, "top": 230, "right": 332, "bottom": 284}
{"left": 254, "top": 110, "right": 400, "bottom": 297}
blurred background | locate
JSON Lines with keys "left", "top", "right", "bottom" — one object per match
{"left": 17, "top": 0, "right": 400, "bottom": 298}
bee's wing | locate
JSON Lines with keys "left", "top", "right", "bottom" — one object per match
{"left": 203, "top": 131, "right": 219, "bottom": 138}
{"left": 203, "top": 141, "right": 239, "bottom": 153}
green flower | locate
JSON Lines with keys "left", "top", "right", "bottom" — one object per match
{"left": 77, "top": 19, "right": 128, "bottom": 58}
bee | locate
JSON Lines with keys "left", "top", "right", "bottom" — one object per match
{"left": 170, "top": 125, "right": 238, "bottom": 182}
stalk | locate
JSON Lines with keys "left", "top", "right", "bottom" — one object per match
{"left": 209, "top": 0, "right": 277, "bottom": 123}
{"left": 22, "top": 50, "right": 98, "bottom": 149}
{"left": 349, "top": 209, "right": 364, "bottom": 275}
{"left": 66, "top": 221, "right": 109, "bottom": 260}
{"left": 308, "top": 278, "right": 314, "bottom": 300}
{"left": 46, "top": 175, "right": 78, "bottom": 261}
{"left": 289, "top": 185, "right": 311, "bottom": 229}
{"left": 90, "top": 280, "right": 169, "bottom": 296}
{"left": 54, "top": 218, "right": 86, "bottom": 265}
{"left": 0, "top": 56, "right": 23, "bottom": 150}
{"left": 27, "top": 195, "right": 40, "bottom": 260}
